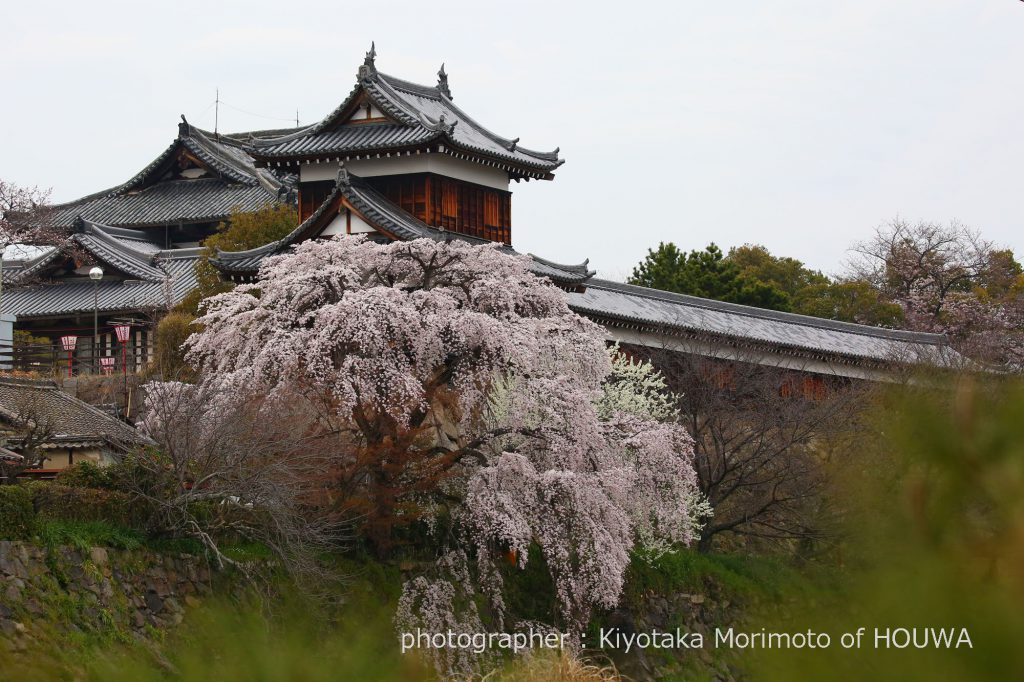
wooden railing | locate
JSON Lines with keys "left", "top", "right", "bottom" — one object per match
{"left": 0, "top": 340, "right": 145, "bottom": 377}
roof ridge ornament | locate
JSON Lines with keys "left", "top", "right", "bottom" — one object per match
{"left": 358, "top": 41, "right": 378, "bottom": 81}
{"left": 336, "top": 164, "right": 351, "bottom": 188}
{"left": 178, "top": 115, "right": 191, "bottom": 139}
{"left": 506, "top": 137, "right": 519, "bottom": 152}
{"left": 417, "top": 111, "right": 458, "bottom": 135}
{"left": 437, "top": 63, "right": 452, "bottom": 99}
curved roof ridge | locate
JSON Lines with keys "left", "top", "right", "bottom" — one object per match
{"left": 213, "top": 239, "right": 283, "bottom": 261}
{"left": 246, "top": 121, "right": 324, "bottom": 148}
{"left": 72, "top": 218, "right": 166, "bottom": 281}
{"left": 376, "top": 71, "right": 445, "bottom": 99}
{"left": 156, "top": 246, "right": 206, "bottom": 260}
{"left": 183, "top": 131, "right": 261, "bottom": 186}
{"left": 527, "top": 254, "right": 595, "bottom": 277}
{"left": 583, "top": 278, "right": 948, "bottom": 345}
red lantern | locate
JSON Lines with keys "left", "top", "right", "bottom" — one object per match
{"left": 59, "top": 335, "right": 77, "bottom": 378}
{"left": 114, "top": 324, "right": 131, "bottom": 376}
{"left": 100, "top": 357, "right": 115, "bottom": 375}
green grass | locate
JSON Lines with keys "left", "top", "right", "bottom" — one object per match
{"left": 220, "top": 540, "right": 275, "bottom": 563}
{"left": 34, "top": 518, "right": 144, "bottom": 551}
{"left": 142, "top": 535, "right": 206, "bottom": 555}
{"left": 625, "top": 547, "right": 825, "bottom": 604}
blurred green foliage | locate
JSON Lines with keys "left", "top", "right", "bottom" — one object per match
{"left": 743, "top": 377, "right": 1024, "bottom": 681}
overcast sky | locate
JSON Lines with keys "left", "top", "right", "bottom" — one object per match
{"left": 2, "top": 1, "right": 1021, "bottom": 280}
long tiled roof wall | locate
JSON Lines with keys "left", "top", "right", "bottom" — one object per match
{"left": 568, "top": 279, "right": 959, "bottom": 368}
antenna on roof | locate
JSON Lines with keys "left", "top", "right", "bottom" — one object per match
{"left": 296, "top": 109, "right": 300, "bottom": 128}
{"left": 214, "top": 87, "right": 220, "bottom": 137}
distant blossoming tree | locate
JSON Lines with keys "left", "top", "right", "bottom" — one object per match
{"left": 851, "top": 218, "right": 1024, "bottom": 368}
{"left": 0, "top": 179, "right": 63, "bottom": 298}
{"left": 178, "top": 235, "right": 705, "bottom": 669}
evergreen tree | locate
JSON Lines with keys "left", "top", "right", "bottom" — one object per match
{"left": 629, "top": 242, "right": 790, "bottom": 311}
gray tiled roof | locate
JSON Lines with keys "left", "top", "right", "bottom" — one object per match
{"left": 0, "top": 377, "right": 148, "bottom": 448}
{"left": 47, "top": 180, "right": 278, "bottom": 230}
{"left": 252, "top": 124, "right": 438, "bottom": 158}
{"left": 46, "top": 123, "right": 293, "bottom": 230}
{"left": 250, "top": 51, "right": 563, "bottom": 178}
{"left": 568, "top": 279, "right": 958, "bottom": 367}
{"left": 2, "top": 221, "right": 201, "bottom": 319}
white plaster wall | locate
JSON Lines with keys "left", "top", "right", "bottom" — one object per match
{"left": 320, "top": 213, "right": 347, "bottom": 236}
{"left": 345, "top": 103, "right": 385, "bottom": 121}
{"left": 602, "top": 325, "right": 896, "bottom": 383}
{"left": 300, "top": 154, "right": 509, "bottom": 191}
{"left": 320, "top": 210, "right": 377, "bottom": 237}
{"left": 349, "top": 212, "right": 376, "bottom": 234}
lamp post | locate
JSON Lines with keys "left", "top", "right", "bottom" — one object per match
{"left": 59, "top": 335, "right": 77, "bottom": 378}
{"left": 89, "top": 266, "right": 103, "bottom": 373}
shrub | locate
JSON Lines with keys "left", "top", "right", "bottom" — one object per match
{"left": 150, "top": 311, "right": 197, "bottom": 380}
{"left": 31, "top": 483, "right": 153, "bottom": 531}
{"left": 56, "top": 461, "right": 114, "bottom": 489}
{"left": 0, "top": 484, "right": 35, "bottom": 540}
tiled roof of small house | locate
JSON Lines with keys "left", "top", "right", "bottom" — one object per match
{"left": 0, "top": 377, "right": 150, "bottom": 449}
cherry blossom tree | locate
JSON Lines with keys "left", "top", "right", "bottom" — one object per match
{"left": 0, "top": 180, "right": 53, "bottom": 246}
{"left": 177, "top": 235, "right": 705, "bottom": 669}
{"left": 850, "top": 218, "right": 1024, "bottom": 368}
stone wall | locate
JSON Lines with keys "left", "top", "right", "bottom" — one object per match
{"left": 0, "top": 540, "right": 215, "bottom": 656}
{"left": 604, "top": 583, "right": 745, "bottom": 682}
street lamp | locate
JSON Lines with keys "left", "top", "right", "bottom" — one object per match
{"left": 89, "top": 266, "right": 103, "bottom": 373}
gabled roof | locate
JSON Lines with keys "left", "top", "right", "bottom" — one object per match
{"left": 210, "top": 171, "right": 593, "bottom": 286}
{"left": 0, "top": 377, "right": 150, "bottom": 449}
{"left": 45, "top": 120, "right": 295, "bottom": 230}
{"left": 249, "top": 45, "right": 563, "bottom": 180}
{"left": 1, "top": 220, "right": 202, "bottom": 319}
